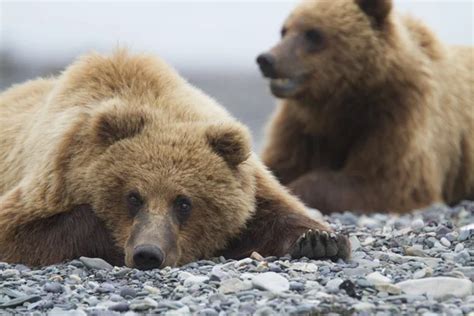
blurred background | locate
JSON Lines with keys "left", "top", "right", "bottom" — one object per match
{"left": 1, "top": 0, "right": 473, "bottom": 149}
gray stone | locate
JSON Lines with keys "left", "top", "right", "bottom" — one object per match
{"left": 108, "top": 302, "right": 130, "bottom": 312}
{"left": 219, "top": 278, "right": 251, "bottom": 294}
{"left": 397, "top": 277, "right": 473, "bottom": 299}
{"left": 183, "top": 275, "right": 209, "bottom": 287}
{"left": 44, "top": 282, "right": 63, "bottom": 293}
{"left": 290, "top": 262, "right": 318, "bottom": 273}
{"left": 130, "top": 297, "right": 158, "bottom": 311}
{"left": 252, "top": 272, "right": 289, "bottom": 294}
{"left": 79, "top": 257, "right": 113, "bottom": 270}
{"left": 119, "top": 287, "right": 137, "bottom": 299}
{"left": 325, "top": 278, "right": 343, "bottom": 293}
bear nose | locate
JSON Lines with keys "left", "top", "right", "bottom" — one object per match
{"left": 133, "top": 244, "right": 164, "bottom": 270}
{"left": 256, "top": 53, "right": 277, "bottom": 78}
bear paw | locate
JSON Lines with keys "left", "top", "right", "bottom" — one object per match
{"left": 290, "top": 229, "right": 351, "bottom": 261}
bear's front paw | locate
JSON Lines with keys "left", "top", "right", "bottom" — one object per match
{"left": 290, "top": 229, "right": 350, "bottom": 261}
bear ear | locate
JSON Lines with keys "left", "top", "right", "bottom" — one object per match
{"left": 206, "top": 123, "right": 252, "bottom": 167}
{"left": 355, "top": 0, "right": 392, "bottom": 26}
{"left": 91, "top": 106, "right": 147, "bottom": 147}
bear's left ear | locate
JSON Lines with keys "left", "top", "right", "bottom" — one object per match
{"left": 206, "top": 123, "right": 251, "bottom": 167}
{"left": 91, "top": 106, "right": 148, "bottom": 147}
{"left": 355, "top": 0, "right": 392, "bottom": 26}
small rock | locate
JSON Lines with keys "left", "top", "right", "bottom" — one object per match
{"left": 219, "top": 278, "right": 251, "bottom": 294}
{"left": 458, "top": 223, "right": 474, "bottom": 241}
{"left": 405, "top": 245, "right": 427, "bottom": 257}
{"left": 183, "top": 276, "right": 209, "bottom": 287}
{"left": 289, "top": 281, "right": 305, "bottom": 291}
{"left": 1, "top": 269, "right": 20, "bottom": 279}
{"left": 252, "top": 272, "right": 289, "bottom": 294}
{"left": 235, "top": 258, "right": 254, "bottom": 267}
{"left": 130, "top": 297, "right": 158, "bottom": 311}
{"left": 69, "top": 274, "right": 81, "bottom": 284}
{"left": 366, "top": 272, "right": 392, "bottom": 286}
{"left": 397, "top": 277, "right": 472, "bottom": 299}
{"left": 349, "top": 236, "right": 361, "bottom": 251}
{"left": 291, "top": 262, "right": 318, "bottom": 273}
{"left": 0, "top": 295, "right": 41, "bottom": 308}
{"left": 144, "top": 285, "right": 160, "bottom": 295}
{"left": 440, "top": 237, "right": 451, "bottom": 247}
{"left": 178, "top": 271, "right": 193, "bottom": 281}
{"left": 97, "top": 283, "right": 115, "bottom": 293}
{"left": 325, "top": 278, "right": 344, "bottom": 293}
{"left": 455, "top": 243, "right": 465, "bottom": 252}
{"left": 44, "top": 282, "right": 63, "bottom": 293}
{"left": 210, "top": 265, "right": 230, "bottom": 281}
{"left": 79, "top": 257, "right": 113, "bottom": 270}
{"left": 413, "top": 267, "right": 433, "bottom": 279}
{"left": 376, "top": 283, "right": 402, "bottom": 295}
{"left": 119, "top": 287, "right": 137, "bottom": 299}
{"left": 339, "top": 280, "right": 361, "bottom": 298}
{"left": 411, "top": 218, "right": 425, "bottom": 231}
{"left": 353, "top": 302, "right": 375, "bottom": 311}
{"left": 108, "top": 302, "right": 130, "bottom": 312}
{"left": 250, "top": 252, "right": 265, "bottom": 261}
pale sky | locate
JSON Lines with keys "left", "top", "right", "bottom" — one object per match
{"left": 1, "top": 1, "right": 473, "bottom": 70}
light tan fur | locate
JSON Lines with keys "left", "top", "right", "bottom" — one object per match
{"left": 0, "top": 50, "right": 350, "bottom": 267}
{"left": 259, "top": 0, "right": 474, "bottom": 213}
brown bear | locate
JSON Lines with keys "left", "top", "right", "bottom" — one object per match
{"left": 0, "top": 50, "right": 350, "bottom": 269}
{"left": 257, "top": 0, "right": 474, "bottom": 213}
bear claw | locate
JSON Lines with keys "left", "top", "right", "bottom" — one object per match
{"left": 290, "top": 229, "right": 350, "bottom": 261}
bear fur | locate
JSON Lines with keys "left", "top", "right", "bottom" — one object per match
{"left": 0, "top": 51, "right": 350, "bottom": 268}
{"left": 257, "top": 0, "right": 474, "bottom": 213}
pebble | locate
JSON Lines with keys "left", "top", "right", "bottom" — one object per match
{"left": 325, "top": 278, "right": 344, "bottom": 293}
{"left": 397, "top": 277, "right": 473, "bottom": 299}
{"left": 219, "top": 278, "right": 251, "bottom": 294}
{"left": 44, "top": 282, "right": 63, "bottom": 293}
{"left": 252, "top": 272, "right": 289, "bottom": 294}
{"left": 440, "top": 237, "right": 451, "bottom": 247}
{"left": 411, "top": 218, "right": 425, "bottom": 231}
{"left": 108, "top": 302, "right": 130, "bottom": 312}
{"left": 79, "top": 257, "right": 113, "bottom": 270}
{"left": 366, "top": 272, "right": 392, "bottom": 286}
{"left": 130, "top": 297, "right": 158, "bottom": 311}
{"left": 183, "top": 276, "right": 209, "bottom": 287}
{"left": 119, "top": 287, "right": 137, "bottom": 299}
{"left": 291, "top": 262, "right": 318, "bottom": 273}
{"left": 454, "top": 243, "right": 464, "bottom": 252}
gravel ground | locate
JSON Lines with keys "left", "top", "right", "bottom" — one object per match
{"left": 1, "top": 202, "right": 473, "bottom": 315}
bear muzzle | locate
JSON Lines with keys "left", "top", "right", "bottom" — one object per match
{"left": 132, "top": 244, "right": 165, "bottom": 270}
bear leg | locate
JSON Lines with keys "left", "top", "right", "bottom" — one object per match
{"left": 219, "top": 163, "right": 350, "bottom": 261}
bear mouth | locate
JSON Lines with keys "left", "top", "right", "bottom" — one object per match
{"left": 270, "top": 75, "right": 308, "bottom": 98}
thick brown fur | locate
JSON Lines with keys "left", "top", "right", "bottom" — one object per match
{"left": 259, "top": 0, "right": 474, "bottom": 213}
{"left": 0, "top": 50, "right": 350, "bottom": 268}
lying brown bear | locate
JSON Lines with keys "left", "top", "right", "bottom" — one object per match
{"left": 0, "top": 51, "right": 350, "bottom": 269}
{"left": 257, "top": 0, "right": 474, "bottom": 213}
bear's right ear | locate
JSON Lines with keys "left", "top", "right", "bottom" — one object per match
{"left": 91, "top": 106, "right": 147, "bottom": 147}
{"left": 355, "top": 0, "right": 392, "bottom": 26}
{"left": 206, "top": 123, "right": 252, "bottom": 167}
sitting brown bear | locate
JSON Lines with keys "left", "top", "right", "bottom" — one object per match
{"left": 257, "top": 0, "right": 474, "bottom": 213}
{"left": 0, "top": 51, "right": 350, "bottom": 269}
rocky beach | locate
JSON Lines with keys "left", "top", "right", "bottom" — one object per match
{"left": 0, "top": 201, "right": 472, "bottom": 315}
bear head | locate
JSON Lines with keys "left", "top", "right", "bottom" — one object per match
{"left": 257, "top": 0, "right": 395, "bottom": 99}
{"left": 76, "top": 102, "right": 255, "bottom": 270}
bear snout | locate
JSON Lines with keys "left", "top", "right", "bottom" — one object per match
{"left": 256, "top": 53, "right": 277, "bottom": 78}
{"left": 132, "top": 244, "right": 165, "bottom": 270}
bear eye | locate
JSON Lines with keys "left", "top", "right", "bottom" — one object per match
{"left": 304, "top": 28, "right": 324, "bottom": 47}
{"left": 281, "top": 27, "right": 288, "bottom": 38}
{"left": 173, "top": 195, "right": 192, "bottom": 223}
{"left": 126, "top": 191, "right": 144, "bottom": 217}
